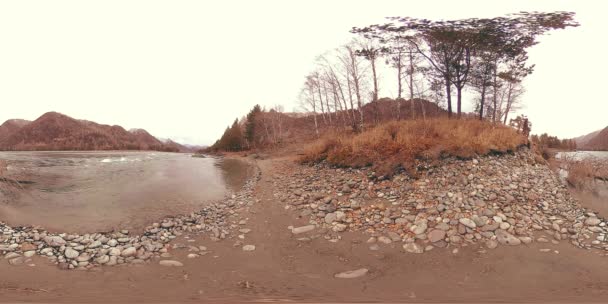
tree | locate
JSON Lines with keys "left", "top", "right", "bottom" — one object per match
{"left": 244, "top": 104, "right": 262, "bottom": 148}
{"left": 352, "top": 11, "right": 579, "bottom": 119}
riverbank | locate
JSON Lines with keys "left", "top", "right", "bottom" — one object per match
{"left": 2, "top": 150, "right": 608, "bottom": 302}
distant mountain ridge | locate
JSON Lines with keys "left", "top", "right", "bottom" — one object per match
{"left": 575, "top": 126, "right": 608, "bottom": 151}
{"left": 0, "top": 112, "right": 190, "bottom": 152}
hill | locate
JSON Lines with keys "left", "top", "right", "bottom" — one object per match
{"left": 0, "top": 112, "right": 183, "bottom": 151}
{"left": 0, "top": 119, "right": 31, "bottom": 142}
{"left": 575, "top": 127, "right": 608, "bottom": 151}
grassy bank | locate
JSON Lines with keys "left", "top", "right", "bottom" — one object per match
{"left": 300, "top": 118, "right": 527, "bottom": 175}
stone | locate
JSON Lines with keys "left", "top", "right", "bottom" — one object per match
{"left": 334, "top": 268, "right": 368, "bottom": 279}
{"left": 187, "top": 253, "right": 199, "bottom": 259}
{"left": 20, "top": 243, "right": 37, "bottom": 252}
{"left": 585, "top": 217, "right": 601, "bottom": 226}
{"left": 44, "top": 236, "right": 66, "bottom": 247}
{"left": 427, "top": 229, "right": 446, "bottom": 243}
{"left": 459, "top": 218, "right": 477, "bottom": 229}
{"left": 121, "top": 247, "right": 137, "bottom": 257}
{"left": 292, "top": 225, "right": 315, "bottom": 234}
{"left": 4, "top": 252, "right": 21, "bottom": 260}
{"left": 23, "top": 251, "right": 36, "bottom": 258}
{"left": 242, "top": 245, "right": 256, "bottom": 251}
{"left": 410, "top": 222, "right": 428, "bottom": 235}
{"left": 159, "top": 260, "right": 183, "bottom": 267}
{"left": 324, "top": 213, "right": 337, "bottom": 224}
{"left": 8, "top": 257, "right": 24, "bottom": 266}
{"left": 109, "top": 248, "right": 121, "bottom": 256}
{"left": 403, "top": 243, "right": 424, "bottom": 254}
{"left": 378, "top": 236, "right": 392, "bottom": 244}
{"left": 495, "top": 229, "right": 521, "bottom": 246}
{"left": 485, "top": 239, "right": 498, "bottom": 249}
{"left": 64, "top": 248, "right": 79, "bottom": 259}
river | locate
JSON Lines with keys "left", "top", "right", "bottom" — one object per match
{"left": 0, "top": 151, "right": 251, "bottom": 233}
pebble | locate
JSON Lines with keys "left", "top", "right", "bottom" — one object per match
{"left": 403, "top": 243, "right": 424, "bottom": 254}
{"left": 291, "top": 225, "right": 315, "bottom": 234}
{"left": 334, "top": 268, "right": 368, "bottom": 279}
{"left": 159, "top": 260, "right": 184, "bottom": 267}
{"left": 242, "top": 245, "right": 256, "bottom": 251}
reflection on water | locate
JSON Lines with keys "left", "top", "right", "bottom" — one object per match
{"left": 0, "top": 151, "right": 250, "bottom": 233}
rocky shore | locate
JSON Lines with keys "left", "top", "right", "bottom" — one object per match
{"left": 4, "top": 148, "right": 608, "bottom": 271}
{"left": 278, "top": 148, "right": 608, "bottom": 255}
{"left": 0, "top": 165, "right": 261, "bottom": 270}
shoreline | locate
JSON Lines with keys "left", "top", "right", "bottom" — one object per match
{"left": 0, "top": 157, "right": 261, "bottom": 270}
{"left": 3, "top": 151, "right": 608, "bottom": 302}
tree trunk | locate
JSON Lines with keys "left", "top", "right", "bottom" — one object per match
{"left": 409, "top": 51, "right": 415, "bottom": 120}
{"left": 479, "top": 82, "right": 486, "bottom": 120}
{"left": 445, "top": 75, "right": 453, "bottom": 118}
{"left": 371, "top": 56, "right": 379, "bottom": 102}
{"left": 456, "top": 86, "right": 463, "bottom": 119}
{"left": 503, "top": 82, "right": 514, "bottom": 125}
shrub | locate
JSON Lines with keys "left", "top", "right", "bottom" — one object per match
{"left": 300, "top": 118, "right": 527, "bottom": 176}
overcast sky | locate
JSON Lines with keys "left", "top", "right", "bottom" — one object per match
{"left": 0, "top": 0, "right": 605, "bottom": 145}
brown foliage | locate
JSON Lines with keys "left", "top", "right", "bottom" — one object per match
{"left": 300, "top": 118, "right": 526, "bottom": 176}
{"left": 562, "top": 158, "right": 608, "bottom": 191}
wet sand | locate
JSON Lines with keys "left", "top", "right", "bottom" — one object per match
{"left": 0, "top": 152, "right": 250, "bottom": 233}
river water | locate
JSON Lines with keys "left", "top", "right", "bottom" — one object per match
{"left": 0, "top": 151, "right": 251, "bottom": 233}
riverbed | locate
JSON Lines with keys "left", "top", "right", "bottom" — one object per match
{"left": 0, "top": 151, "right": 251, "bottom": 233}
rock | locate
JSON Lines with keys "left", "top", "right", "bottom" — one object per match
{"left": 107, "top": 239, "right": 118, "bottom": 247}
{"left": 410, "top": 222, "right": 428, "bottom": 235}
{"left": 378, "top": 236, "right": 392, "bottom": 244}
{"left": 333, "top": 224, "right": 347, "bottom": 232}
{"left": 64, "top": 248, "right": 79, "bottom": 259}
{"left": 159, "top": 260, "right": 183, "bottom": 267}
{"left": 427, "top": 229, "right": 446, "bottom": 243}
{"left": 20, "top": 243, "right": 37, "bottom": 252}
{"left": 4, "top": 252, "right": 21, "bottom": 260}
{"left": 8, "top": 257, "right": 24, "bottom": 266}
{"left": 121, "top": 247, "right": 137, "bottom": 257}
{"left": 88, "top": 240, "right": 102, "bottom": 248}
{"left": 459, "top": 218, "right": 477, "bottom": 229}
{"left": 44, "top": 236, "right": 66, "bottom": 247}
{"left": 324, "top": 213, "right": 337, "bottom": 224}
{"left": 96, "top": 255, "right": 110, "bottom": 264}
{"left": 485, "top": 239, "right": 498, "bottom": 249}
{"left": 334, "top": 268, "right": 368, "bottom": 279}
{"left": 585, "top": 217, "right": 601, "bottom": 226}
{"left": 291, "top": 225, "right": 315, "bottom": 234}
{"left": 23, "top": 251, "right": 36, "bottom": 258}
{"left": 519, "top": 236, "right": 533, "bottom": 244}
{"left": 387, "top": 231, "right": 401, "bottom": 242}
{"left": 109, "top": 248, "right": 121, "bottom": 256}
{"left": 242, "top": 245, "right": 256, "bottom": 251}
{"left": 187, "top": 253, "right": 199, "bottom": 259}
{"left": 403, "top": 243, "right": 424, "bottom": 254}
{"left": 495, "top": 229, "right": 521, "bottom": 246}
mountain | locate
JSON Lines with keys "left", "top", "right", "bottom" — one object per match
{"left": 575, "top": 127, "right": 608, "bottom": 151}
{"left": 0, "top": 112, "right": 178, "bottom": 151}
{"left": 0, "top": 119, "right": 31, "bottom": 142}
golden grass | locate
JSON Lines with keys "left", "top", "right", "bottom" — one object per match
{"left": 563, "top": 158, "right": 608, "bottom": 190}
{"left": 300, "top": 118, "right": 527, "bottom": 175}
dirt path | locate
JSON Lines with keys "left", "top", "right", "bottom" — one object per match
{"left": 2, "top": 157, "right": 608, "bottom": 303}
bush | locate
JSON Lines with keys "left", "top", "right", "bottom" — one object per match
{"left": 300, "top": 118, "right": 527, "bottom": 176}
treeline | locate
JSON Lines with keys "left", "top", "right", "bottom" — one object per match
{"left": 207, "top": 105, "right": 288, "bottom": 152}
{"left": 531, "top": 133, "right": 577, "bottom": 151}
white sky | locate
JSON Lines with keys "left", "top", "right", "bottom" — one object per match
{"left": 0, "top": 0, "right": 605, "bottom": 145}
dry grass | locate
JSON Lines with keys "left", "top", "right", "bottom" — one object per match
{"left": 562, "top": 158, "right": 608, "bottom": 190}
{"left": 300, "top": 118, "right": 527, "bottom": 176}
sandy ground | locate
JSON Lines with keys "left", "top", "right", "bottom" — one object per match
{"left": 2, "top": 157, "right": 608, "bottom": 303}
